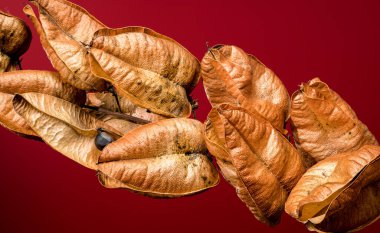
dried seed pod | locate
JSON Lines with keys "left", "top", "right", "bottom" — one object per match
{"left": 291, "top": 78, "right": 378, "bottom": 163}
{"left": 201, "top": 45, "right": 290, "bottom": 134}
{"left": 23, "top": 0, "right": 106, "bottom": 91}
{"left": 0, "top": 11, "right": 32, "bottom": 71}
{"left": 0, "top": 11, "right": 31, "bottom": 58}
{"left": 285, "top": 145, "right": 380, "bottom": 233}
{"left": 12, "top": 93, "right": 123, "bottom": 169}
{"left": 0, "top": 70, "right": 85, "bottom": 137}
{"left": 205, "top": 104, "right": 305, "bottom": 225}
{"left": 97, "top": 118, "right": 219, "bottom": 198}
{"left": 89, "top": 27, "right": 200, "bottom": 118}
{"left": 86, "top": 92, "right": 166, "bottom": 122}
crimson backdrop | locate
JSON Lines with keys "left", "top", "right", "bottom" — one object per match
{"left": 1, "top": 0, "right": 379, "bottom": 232}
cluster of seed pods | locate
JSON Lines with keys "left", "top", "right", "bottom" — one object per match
{"left": 0, "top": 0, "right": 378, "bottom": 232}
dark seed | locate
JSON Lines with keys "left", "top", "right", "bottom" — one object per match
{"left": 95, "top": 130, "right": 115, "bottom": 150}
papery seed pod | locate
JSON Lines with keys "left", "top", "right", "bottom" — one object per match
{"left": 86, "top": 92, "right": 166, "bottom": 122}
{"left": 23, "top": 0, "right": 106, "bottom": 91}
{"left": 205, "top": 104, "right": 305, "bottom": 225}
{"left": 97, "top": 118, "right": 219, "bottom": 198}
{"left": 0, "top": 11, "right": 32, "bottom": 58}
{"left": 12, "top": 93, "right": 123, "bottom": 169}
{"left": 290, "top": 78, "right": 378, "bottom": 163}
{"left": 89, "top": 27, "right": 200, "bottom": 118}
{"left": 201, "top": 45, "right": 290, "bottom": 134}
{"left": 285, "top": 145, "right": 380, "bottom": 233}
{"left": 0, "top": 70, "right": 85, "bottom": 137}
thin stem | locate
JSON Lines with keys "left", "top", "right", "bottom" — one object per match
{"left": 82, "top": 105, "right": 151, "bottom": 125}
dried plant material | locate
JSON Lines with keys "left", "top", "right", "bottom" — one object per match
{"left": 86, "top": 92, "right": 166, "bottom": 122}
{"left": 23, "top": 0, "right": 106, "bottom": 91}
{"left": 201, "top": 45, "right": 290, "bottom": 134}
{"left": 0, "top": 70, "right": 85, "bottom": 137}
{"left": 0, "top": 11, "right": 31, "bottom": 58}
{"left": 93, "top": 114, "right": 140, "bottom": 135}
{"left": 291, "top": 78, "right": 378, "bottom": 163}
{"left": 97, "top": 118, "right": 219, "bottom": 197}
{"left": 89, "top": 27, "right": 200, "bottom": 117}
{"left": 285, "top": 145, "right": 380, "bottom": 233}
{"left": 13, "top": 93, "right": 123, "bottom": 169}
{"left": 0, "top": 11, "right": 32, "bottom": 71}
{"left": 205, "top": 104, "right": 305, "bottom": 225}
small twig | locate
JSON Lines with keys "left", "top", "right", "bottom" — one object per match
{"left": 82, "top": 105, "right": 151, "bottom": 125}
{"left": 206, "top": 41, "right": 216, "bottom": 59}
{"left": 108, "top": 86, "right": 122, "bottom": 113}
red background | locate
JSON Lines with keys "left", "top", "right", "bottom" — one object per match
{"left": 1, "top": 0, "right": 379, "bottom": 232}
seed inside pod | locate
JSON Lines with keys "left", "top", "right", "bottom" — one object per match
{"left": 95, "top": 128, "right": 115, "bottom": 151}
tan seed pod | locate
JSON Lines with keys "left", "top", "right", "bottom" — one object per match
{"left": 89, "top": 27, "right": 200, "bottom": 118}
{"left": 23, "top": 0, "right": 106, "bottom": 91}
{"left": 285, "top": 145, "right": 380, "bottom": 233}
{"left": 205, "top": 104, "right": 305, "bottom": 225}
{"left": 0, "top": 11, "right": 31, "bottom": 58}
{"left": 0, "top": 70, "right": 85, "bottom": 137}
{"left": 86, "top": 92, "right": 167, "bottom": 123}
{"left": 291, "top": 78, "right": 378, "bottom": 163}
{"left": 97, "top": 118, "right": 219, "bottom": 198}
{"left": 12, "top": 92, "right": 122, "bottom": 169}
{"left": 201, "top": 45, "right": 290, "bottom": 134}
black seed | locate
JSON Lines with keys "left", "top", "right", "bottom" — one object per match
{"left": 95, "top": 130, "right": 115, "bottom": 150}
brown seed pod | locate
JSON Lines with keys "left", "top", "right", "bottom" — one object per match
{"left": 290, "top": 78, "right": 378, "bottom": 163}
{"left": 0, "top": 70, "right": 85, "bottom": 137}
{"left": 285, "top": 145, "right": 380, "bottom": 233}
{"left": 201, "top": 45, "right": 290, "bottom": 134}
{"left": 0, "top": 11, "right": 32, "bottom": 58}
{"left": 0, "top": 11, "right": 32, "bottom": 72}
{"left": 23, "top": 0, "right": 106, "bottom": 91}
{"left": 12, "top": 92, "right": 122, "bottom": 169}
{"left": 97, "top": 118, "right": 219, "bottom": 198}
{"left": 86, "top": 92, "right": 167, "bottom": 123}
{"left": 204, "top": 104, "right": 305, "bottom": 225}
{"left": 89, "top": 27, "right": 200, "bottom": 118}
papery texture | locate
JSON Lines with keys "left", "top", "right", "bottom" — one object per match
{"left": 201, "top": 45, "right": 290, "bottom": 133}
{"left": 89, "top": 27, "right": 200, "bottom": 117}
{"left": 98, "top": 118, "right": 219, "bottom": 197}
{"left": 205, "top": 104, "right": 305, "bottom": 225}
{"left": 291, "top": 78, "right": 378, "bottom": 162}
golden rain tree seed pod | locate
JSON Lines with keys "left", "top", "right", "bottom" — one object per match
{"left": 201, "top": 45, "right": 290, "bottom": 134}
{"left": 204, "top": 104, "right": 305, "bottom": 226}
{"left": 12, "top": 93, "right": 124, "bottom": 170}
{"left": 285, "top": 145, "right": 380, "bottom": 233}
{"left": 89, "top": 27, "right": 200, "bottom": 118}
{"left": 0, "top": 11, "right": 32, "bottom": 72}
{"left": 23, "top": 0, "right": 107, "bottom": 91}
{"left": 290, "top": 78, "right": 378, "bottom": 164}
{"left": 0, "top": 70, "right": 85, "bottom": 138}
{"left": 97, "top": 118, "right": 219, "bottom": 198}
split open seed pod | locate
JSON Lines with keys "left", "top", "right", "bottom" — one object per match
{"left": 89, "top": 27, "right": 200, "bottom": 118}
{"left": 0, "top": 70, "right": 85, "bottom": 138}
{"left": 291, "top": 78, "right": 378, "bottom": 163}
{"left": 97, "top": 118, "right": 219, "bottom": 198}
{"left": 0, "top": 11, "right": 32, "bottom": 72}
{"left": 285, "top": 145, "right": 380, "bottom": 233}
{"left": 201, "top": 45, "right": 290, "bottom": 134}
{"left": 13, "top": 92, "right": 123, "bottom": 169}
{"left": 204, "top": 104, "right": 305, "bottom": 225}
{"left": 24, "top": 0, "right": 106, "bottom": 91}
{"left": 86, "top": 92, "right": 166, "bottom": 123}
